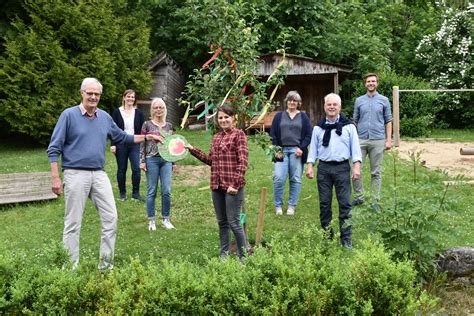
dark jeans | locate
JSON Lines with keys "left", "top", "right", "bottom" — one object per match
{"left": 317, "top": 161, "right": 352, "bottom": 242}
{"left": 115, "top": 143, "right": 141, "bottom": 196}
{"left": 211, "top": 188, "right": 247, "bottom": 259}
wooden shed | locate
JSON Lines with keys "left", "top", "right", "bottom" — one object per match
{"left": 254, "top": 53, "right": 352, "bottom": 127}
{"left": 137, "top": 52, "right": 186, "bottom": 126}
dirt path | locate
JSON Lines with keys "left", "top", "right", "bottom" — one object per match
{"left": 397, "top": 140, "right": 474, "bottom": 178}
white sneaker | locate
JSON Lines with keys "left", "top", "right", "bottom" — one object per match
{"left": 287, "top": 206, "right": 295, "bottom": 216}
{"left": 275, "top": 207, "right": 283, "bottom": 215}
{"left": 148, "top": 220, "right": 156, "bottom": 231}
{"left": 162, "top": 218, "right": 175, "bottom": 229}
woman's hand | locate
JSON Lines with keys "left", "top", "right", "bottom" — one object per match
{"left": 227, "top": 186, "right": 238, "bottom": 195}
{"left": 140, "top": 162, "right": 147, "bottom": 172}
{"left": 274, "top": 152, "right": 283, "bottom": 160}
{"left": 295, "top": 147, "right": 303, "bottom": 157}
{"left": 110, "top": 146, "right": 116, "bottom": 154}
{"left": 185, "top": 143, "right": 194, "bottom": 150}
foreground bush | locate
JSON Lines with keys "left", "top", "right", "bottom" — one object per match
{"left": 0, "top": 226, "right": 435, "bottom": 314}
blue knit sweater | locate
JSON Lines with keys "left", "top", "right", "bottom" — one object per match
{"left": 47, "top": 105, "right": 134, "bottom": 170}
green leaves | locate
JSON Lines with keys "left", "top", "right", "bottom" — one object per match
{"left": 0, "top": 0, "right": 152, "bottom": 144}
{"left": 0, "top": 227, "right": 427, "bottom": 314}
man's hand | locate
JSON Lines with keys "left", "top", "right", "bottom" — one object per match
{"left": 151, "top": 134, "right": 164, "bottom": 143}
{"left": 52, "top": 175, "right": 62, "bottom": 195}
{"left": 140, "top": 162, "right": 147, "bottom": 172}
{"left": 306, "top": 163, "right": 314, "bottom": 179}
{"left": 385, "top": 139, "right": 392, "bottom": 150}
{"left": 110, "top": 146, "right": 116, "bottom": 154}
{"left": 352, "top": 162, "right": 361, "bottom": 181}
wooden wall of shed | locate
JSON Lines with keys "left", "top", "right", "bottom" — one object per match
{"left": 139, "top": 63, "right": 185, "bottom": 127}
{"left": 271, "top": 74, "right": 336, "bottom": 124}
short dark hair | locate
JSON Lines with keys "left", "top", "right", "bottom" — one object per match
{"left": 363, "top": 73, "right": 378, "bottom": 82}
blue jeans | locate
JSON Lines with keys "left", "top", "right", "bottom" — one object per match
{"left": 273, "top": 146, "right": 303, "bottom": 208}
{"left": 145, "top": 156, "right": 172, "bottom": 219}
{"left": 211, "top": 188, "right": 247, "bottom": 259}
{"left": 115, "top": 143, "right": 141, "bottom": 196}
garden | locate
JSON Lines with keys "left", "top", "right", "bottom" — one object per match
{"left": 0, "top": 0, "right": 473, "bottom": 314}
{"left": 1, "top": 128, "right": 473, "bottom": 314}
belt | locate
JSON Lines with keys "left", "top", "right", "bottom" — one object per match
{"left": 64, "top": 167, "right": 103, "bottom": 171}
{"left": 320, "top": 160, "right": 348, "bottom": 165}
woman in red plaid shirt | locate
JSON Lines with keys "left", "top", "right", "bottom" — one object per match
{"left": 187, "top": 106, "right": 248, "bottom": 262}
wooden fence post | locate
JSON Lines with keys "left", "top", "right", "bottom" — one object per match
{"left": 255, "top": 187, "right": 267, "bottom": 246}
{"left": 392, "top": 86, "right": 400, "bottom": 147}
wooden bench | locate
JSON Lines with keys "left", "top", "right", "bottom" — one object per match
{"left": 247, "top": 111, "right": 278, "bottom": 130}
{"left": 0, "top": 172, "right": 58, "bottom": 205}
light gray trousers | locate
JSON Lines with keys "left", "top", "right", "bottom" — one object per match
{"left": 63, "top": 169, "right": 117, "bottom": 270}
{"left": 352, "top": 139, "right": 385, "bottom": 201}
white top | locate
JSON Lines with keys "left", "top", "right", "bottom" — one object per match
{"left": 120, "top": 106, "right": 135, "bottom": 135}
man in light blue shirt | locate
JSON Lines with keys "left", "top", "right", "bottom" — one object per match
{"left": 306, "top": 93, "right": 362, "bottom": 249}
{"left": 352, "top": 73, "right": 392, "bottom": 205}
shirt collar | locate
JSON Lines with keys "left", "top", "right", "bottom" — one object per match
{"left": 325, "top": 115, "right": 340, "bottom": 124}
{"left": 79, "top": 103, "right": 98, "bottom": 117}
{"left": 366, "top": 91, "right": 379, "bottom": 98}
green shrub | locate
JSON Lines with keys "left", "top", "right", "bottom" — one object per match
{"left": 0, "top": 226, "right": 436, "bottom": 315}
{"left": 352, "top": 151, "right": 452, "bottom": 280}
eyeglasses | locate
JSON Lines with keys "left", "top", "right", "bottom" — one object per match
{"left": 83, "top": 91, "right": 101, "bottom": 97}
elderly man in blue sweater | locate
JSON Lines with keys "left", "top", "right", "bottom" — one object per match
{"left": 47, "top": 78, "right": 161, "bottom": 270}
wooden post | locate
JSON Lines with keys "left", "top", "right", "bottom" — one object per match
{"left": 460, "top": 148, "right": 474, "bottom": 155}
{"left": 392, "top": 86, "right": 400, "bottom": 147}
{"left": 255, "top": 187, "right": 267, "bottom": 246}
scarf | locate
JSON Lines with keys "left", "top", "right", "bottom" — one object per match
{"left": 317, "top": 114, "right": 353, "bottom": 147}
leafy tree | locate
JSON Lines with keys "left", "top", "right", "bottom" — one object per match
{"left": 415, "top": 4, "right": 473, "bottom": 127}
{"left": 0, "top": 0, "right": 152, "bottom": 143}
{"left": 382, "top": 2, "right": 441, "bottom": 77}
{"left": 256, "top": 0, "right": 329, "bottom": 57}
{"left": 177, "top": 0, "right": 286, "bottom": 131}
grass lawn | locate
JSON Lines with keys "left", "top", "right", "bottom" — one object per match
{"left": 0, "top": 128, "right": 473, "bottom": 312}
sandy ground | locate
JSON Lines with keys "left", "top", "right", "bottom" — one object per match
{"left": 397, "top": 140, "right": 474, "bottom": 178}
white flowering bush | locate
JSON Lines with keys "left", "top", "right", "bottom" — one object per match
{"left": 415, "top": 4, "right": 473, "bottom": 127}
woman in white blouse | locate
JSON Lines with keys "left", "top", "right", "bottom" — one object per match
{"left": 111, "top": 89, "right": 145, "bottom": 202}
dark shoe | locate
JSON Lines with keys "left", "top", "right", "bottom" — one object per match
{"left": 323, "top": 227, "right": 335, "bottom": 241}
{"left": 131, "top": 194, "right": 145, "bottom": 202}
{"left": 119, "top": 193, "right": 126, "bottom": 201}
{"left": 351, "top": 198, "right": 365, "bottom": 207}
{"left": 341, "top": 239, "right": 353, "bottom": 250}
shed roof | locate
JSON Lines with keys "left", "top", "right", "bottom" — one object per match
{"left": 256, "top": 53, "right": 352, "bottom": 76}
{"left": 148, "top": 51, "right": 184, "bottom": 75}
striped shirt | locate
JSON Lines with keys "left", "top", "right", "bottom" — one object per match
{"left": 190, "top": 128, "right": 248, "bottom": 190}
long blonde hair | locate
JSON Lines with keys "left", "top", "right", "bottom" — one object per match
{"left": 150, "top": 97, "right": 167, "bottom": 122}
